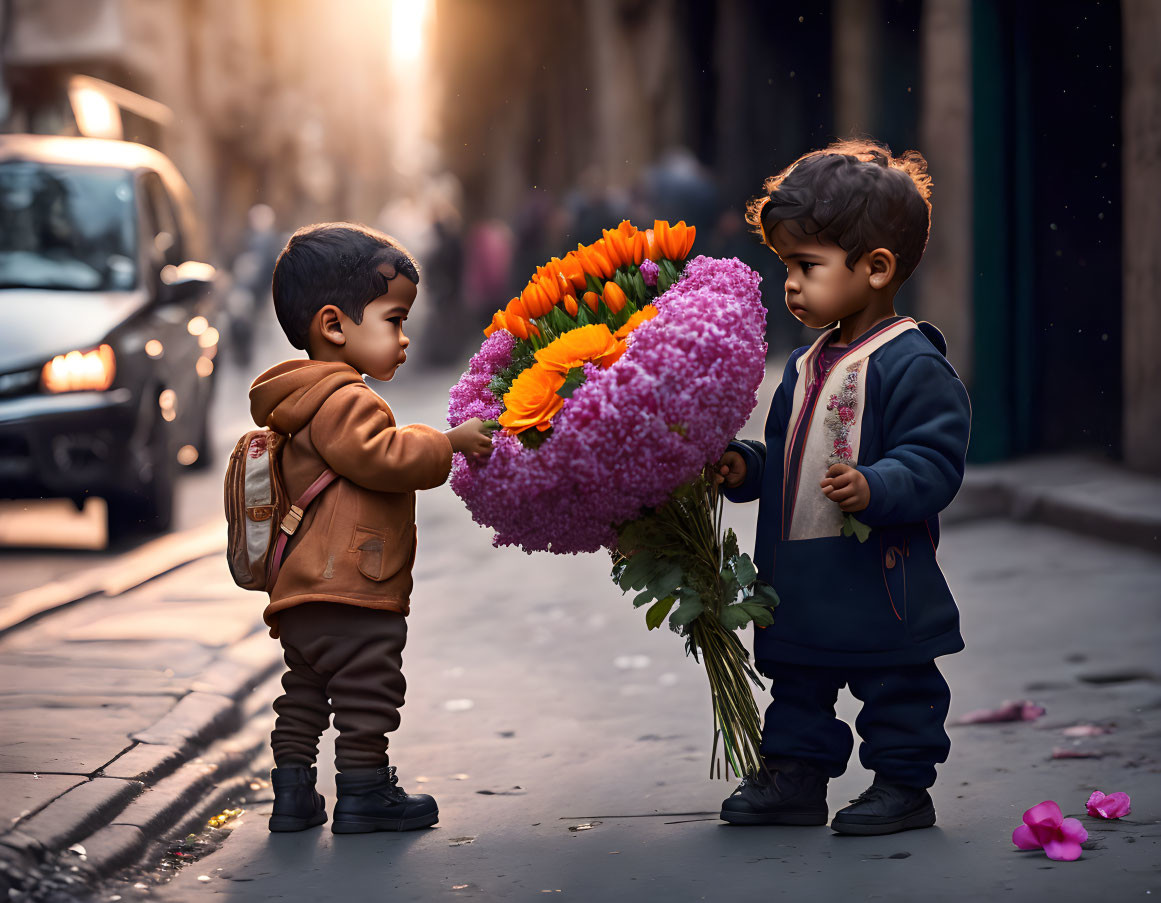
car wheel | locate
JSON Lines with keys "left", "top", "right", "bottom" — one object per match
{"left": 106, "top": 416, "right": 177, "bottom": 543}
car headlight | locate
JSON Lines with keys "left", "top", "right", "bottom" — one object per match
{"left": 41, "top": 344, "right": 116, "bottom": 393}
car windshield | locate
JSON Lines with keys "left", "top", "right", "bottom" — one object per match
{"left": 0, "top": 161, "right": 137, "bottom": 292}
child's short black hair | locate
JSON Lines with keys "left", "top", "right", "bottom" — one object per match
{"left": 747, "top": 139, "right": 934, "bottom": 283}
{"left": 271, "top": 222, "right": 420, "bottom": 350}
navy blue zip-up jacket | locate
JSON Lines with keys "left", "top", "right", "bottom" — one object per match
{"left": 726, "top": 318, "right": 972, "bottom": 668}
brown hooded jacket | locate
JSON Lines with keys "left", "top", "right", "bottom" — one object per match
{"left": 249, "top": 360, "right": 453, "bottom": 635}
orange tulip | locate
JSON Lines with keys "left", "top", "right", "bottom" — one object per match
{"left": 576, "top": 241, "right": 615, "bottom": 280}
{"left": 544, "top": 258, "right": 575, "bottom": 300}
{"left": 506, "top": 295, "right": 530, "bottom": 321}
{"left": 499, "top": 363, "right": 566, "bottom": 433}
{"left": 652, "top": 219, "right": 695, "bottom": 261}
{"left": 484, "top": 309, "right": 507, "bottom": 338}
{"left": 563, "top": 295, "right": 579, "bottom": 317}
{"left": 521, "top": 281, "right": 553, "bottom": 319}
{"left": 602, "top": 280, "right": 628, "bottom": 314}
{"left": 582, "top": 290, "right": 600, "bottom": 313}
{"left": 559, "top": 252, "right": 588, "bottom": 292}
{"left": 630, "top": 229, "right": 648, "bottom": 265}
{"left": 613, "top": 304, "right": 659, "bottom": 340}
{"left": 506, "top": 313, "right": 530, "bottom": 340}
{"left": 534, "top": 323, "right": 623, "bottom": 373}
{"left": 602, "top": 226, "right": 633, "bottom": 270}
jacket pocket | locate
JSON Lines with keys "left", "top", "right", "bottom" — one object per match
{"left": 769, "top": 535, "right": 911, "bottom": 654}
{"left": 349, "top": 524, "right": 415, "bottom": 582}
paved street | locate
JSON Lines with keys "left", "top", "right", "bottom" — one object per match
{"left": 2, "top": 328, "right": 1159, "bottom": 901}
{"left": 136, "top": 362, "right": 1161, "bottom": 900}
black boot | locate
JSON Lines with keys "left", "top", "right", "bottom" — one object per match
{"left": 331, "top": 765, "right": 439, "bottom": 833}
{"left": 830, "top": 777, "right": 936, "bottom": 835}
{"left": 719, "top": 757, "right": 829, "bottom": 826}
{"left": 268, "top": 765, "right": 327, "bottom": 832}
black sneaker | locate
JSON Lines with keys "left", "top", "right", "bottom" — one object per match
{"left": 331, "top": 765, "right": 439, "bottom": 833}
{"left": 268, "top": 765, "right": 327, "bottom": 832}
{"left": 719, "top": 758, "right": 829, "bottom": 826}
{"left": 830, "top": 778, "right": 936, "bottom": 835}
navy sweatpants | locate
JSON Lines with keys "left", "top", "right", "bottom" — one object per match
{"left": 757, "top": 661, "right": 952, "bottom": 789}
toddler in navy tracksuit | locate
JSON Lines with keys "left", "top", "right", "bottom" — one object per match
{"left": 715, "top": 140, "right": 971, "bottom": 835}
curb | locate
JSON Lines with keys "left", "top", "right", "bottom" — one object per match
{"left": 949, "top": 461, "right": 1161, "bottom": 556}
{"left": 0, "top": 634, "right": 281, "bottom": 897}
{"left": 0, "top": 520, "right": 227, "bottom": 637}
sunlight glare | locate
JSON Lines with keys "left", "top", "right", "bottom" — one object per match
{"left": 390, "top": 0, "right": 431, "bottom": 64}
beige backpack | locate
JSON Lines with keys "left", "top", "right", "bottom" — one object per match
{"left": 224, "top": 429, "right": 336, "bottom": 591}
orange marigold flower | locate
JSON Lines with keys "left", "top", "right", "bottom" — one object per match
{"left": 613, "top": 304, "right": 659, "bottom": 340}
{"left": 582, "top": 290, "right": 600, "bottom": 313}
{"left": 534, "top": 323, "right": 623, "bottom": 373}
{"left": 602, "top": 280, "right": 628, "bottom": 314}
{"left": 499, "top": 364, "right": 566, "bottom": 433}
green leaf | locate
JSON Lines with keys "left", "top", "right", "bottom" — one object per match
{"left": 723, "top": 528, "right": 740, "bottom": 562}
{"left": 645, "top": 596, "right": 676, "bottom": 630}
{"left": 617, "top": 553, "right": 665, "bottom": 592}
{"left": 842, "top": 514, "right": 872, "bottom": 543}
{"left": 632, "top": 588, "right": 655, "bottom": 608}
{"left": 718, "top": 604, "right": 752, "bottom": 631}
{"left": 751, "top": 582, "right": 780, "bottom": 608}
{"left": 731, "top": 553, "right": 758, "bottom": 587}
{"left": 739, "top": 601, "right": 775, "bottom": 626}
{"left": 556, "top": 366, "right": 588, "bottom": 399}
{"left": 668, "top": 596, "right": 704, "bottom": 629}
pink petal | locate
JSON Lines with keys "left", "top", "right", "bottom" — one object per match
{"left": 1042, "top": 837, "right": 1083, "bottom": 861}
{"left": 1060, "top": 817, "right": 1089, "bottom": 845}
{"left": 1061, "top": 724, "right": 1110, "bottom": 738}
{"left": 1051, "top": 746, "right": 1104, "bottom": 759}
{"left": 954, "top": 700, "right": 1046, "bottom": 724}
{"left": 1012, "top": 824, "right": 1042, "bottom": 850}
{"left": 1024, "top": 800, "right": 1063, "bottom": 828}
{"left": 1088, "top": 791, "right": 1131, "bottom": 819}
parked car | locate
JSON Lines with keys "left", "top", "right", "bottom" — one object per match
{"left": 0, "top": 135, "right": 220, "bottom": 541}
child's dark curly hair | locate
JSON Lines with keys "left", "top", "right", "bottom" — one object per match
{"left": 272, "top": 222, "right": 420, "bottom": 351}
{"left": 746, "top": 139, "right": 934, "bottom": 283}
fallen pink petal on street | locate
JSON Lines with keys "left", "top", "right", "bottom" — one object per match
{"left": 1086, "top": 791, "right": 1131, "bottom": 819}
{"left": 1012, "top": 800, "right": 1089, "bottom": 861}
{"left": 953, "top": 700, "right": 1046, "bottom": 725}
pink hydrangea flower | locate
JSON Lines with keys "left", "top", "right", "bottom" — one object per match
{"left": 1012, "top": 801, "right": 1088, "bottom": 861}
{"left": 1086, "top": 791, "right": 1131, "bottom": 819}
{"left": 448, "top": 255, "right": 767, "bottom": 554}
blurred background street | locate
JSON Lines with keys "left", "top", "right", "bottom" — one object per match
{"left": 1, "top": 0, "right": 1159, "bottom": 900}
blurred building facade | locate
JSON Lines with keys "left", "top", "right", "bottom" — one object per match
{"left": 2, "top": 0, "right": 1158, "bottom": 471}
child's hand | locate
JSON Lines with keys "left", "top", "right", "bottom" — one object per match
{"left": 446, "top": 418, "right": 494, "bottom": 457}
{"left": 713, "top": 450, "right": 747, "bottom": 489}
{"left": 820, "top": 463, "right": 869, "bottom": 512}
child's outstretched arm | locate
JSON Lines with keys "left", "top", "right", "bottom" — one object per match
{"left": 311, "top": 383, "right": 468, "bottom": 492}
{"left": 854, "top": 354, "right": 971, "bottom": 526}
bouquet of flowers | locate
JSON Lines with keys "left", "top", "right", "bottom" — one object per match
{"left": 448, "top": 220, "right": 777, "bottom": 778}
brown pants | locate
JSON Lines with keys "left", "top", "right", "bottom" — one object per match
{"left": 271, "top": 602, "right": 407, "bottom": 772}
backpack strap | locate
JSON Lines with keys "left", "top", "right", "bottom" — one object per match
{"left": 266, "top": 468, "right": 338, "bottom": 589}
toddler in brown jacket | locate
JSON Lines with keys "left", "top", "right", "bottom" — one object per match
{"left": 251, "top": 222, "right": 492, "bottom": 834}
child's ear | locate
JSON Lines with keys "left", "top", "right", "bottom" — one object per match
{"left": 868, "top": 248, "right": 898, "bottom": 290}
{"left": 315, "top": 305, "right": 347, "bottom": 346}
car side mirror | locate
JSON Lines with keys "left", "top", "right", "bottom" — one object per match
{"left": 159, "top": 260, "right": 216, "bottom": 305}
